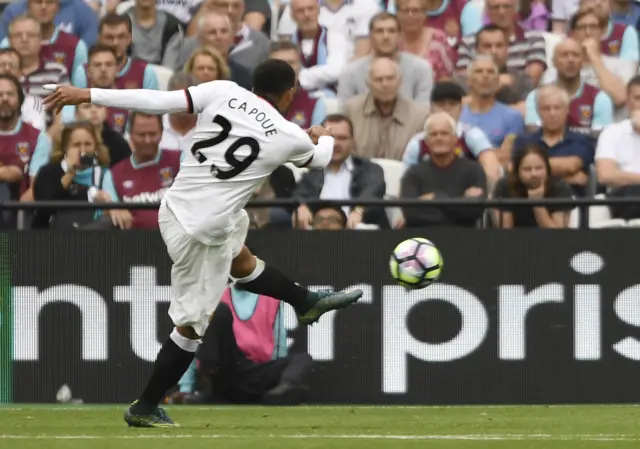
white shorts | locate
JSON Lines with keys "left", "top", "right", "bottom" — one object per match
{"left": 158, "top": 203, "right": 249, "bottom": 337}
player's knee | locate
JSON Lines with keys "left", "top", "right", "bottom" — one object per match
{"left": 230, "top": 246, "right": 257, "bottom": 278}
{"left": 175, "top": 325, "right": 200, "bottom": 340}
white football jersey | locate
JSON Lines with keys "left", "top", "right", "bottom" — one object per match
{"left": 163, "top": 80, "right": 322, "bottom": 245}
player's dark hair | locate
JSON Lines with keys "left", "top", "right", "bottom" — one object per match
{"left": 252, "top": 59, "right": 296, "bottom": 104}
{"left": 269, "top": 41, "right": 300, "bottom": 55}
{"left": 430, "top": 81, "right": 466, "bottom": 103}
{"left": 322, "top": 114, "right": 354, "bottom": 137}
{"left": 627, "top": 74, "right": 640, "bottom": 93}
{"left": 0, "top": 47, "right": 22, "bottom": 69}
{"left": 0, "top": 73, "right": 25, "bottom": 108}
{"left": 129, "top": 111, "right": 163, "bottom": 132}
{"left": 474, "top": 24, "right": 506, "bottom": 48}
{"left": 508, "top": 144, "right": 555, "bottom": 199}
{"left": 88, "top": 44, "right": 118, "bottom": 62}
{"left": 369, "top": 12, "right": 400, "bottom": 33}
{"left": 99, "top": 13, "right": 132, "bottom": 34}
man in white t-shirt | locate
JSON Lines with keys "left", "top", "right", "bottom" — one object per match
{"left": 44, "top": 59, "right": 362, "bottom": 428}
{"left": 595, "top": 75, "right": 640, "bottom": 189}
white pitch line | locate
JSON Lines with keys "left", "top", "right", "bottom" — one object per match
{"left": 1, "top": 434, "right": 640, "bottom": 441}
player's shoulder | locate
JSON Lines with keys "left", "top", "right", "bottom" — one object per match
{"left": 190, "top": 79, "right": 240, "bottom": 95}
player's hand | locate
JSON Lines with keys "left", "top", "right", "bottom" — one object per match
{"left": 294, "top": 204, "right": 313, "bottom": 229}
{"left": 43, "top": 84, "right": 91, "bottom": 115}
{"left": 306, "top": 125, "right": 332, "bottom": 145}
{"left": 464, "top": 187, "right": 484, "bottom": 198}
{"left": 347, "top": 208, "right": 363, "bottom": 229}
{"left": 110, "top": 209, "right": 133, "bottom": 230}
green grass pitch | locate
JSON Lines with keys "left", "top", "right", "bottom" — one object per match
{"left": 1, "top": 405, "right": 640, "bottom": 449}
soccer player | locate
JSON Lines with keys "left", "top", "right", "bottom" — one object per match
{"left": 43, "top": 59, "right": 363, "bottom": 428}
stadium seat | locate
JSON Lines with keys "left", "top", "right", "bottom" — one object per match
{"left": 371, "top": 158, "right": 407, "bottom": 228}
{"left": 541, "top": 32, "right": 562, "bottom": 68}
{"left": 588, "top": 194, "right": 626, "bottom": 228}
{"left": 568, "top": 207, "right": 579, "bottom": 229}
{"left": 150, "top": 64, "right": 174, "bottom": 91}
{"left": 324, "top": 97, "right": 341, "bottom": 115}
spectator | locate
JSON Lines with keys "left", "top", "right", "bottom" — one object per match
{"left": 494, "top": 144, "right": 573, "bottom": 228}
{"left": 0, "top": 0, "right": 98, "bottom": 46}
{"left": 400, "top": 111, "right": 487, "bottom": 228}
{"left": 337, "top": 12, "right": 433, "bottom": 105}
{"left": 183, "top": 46, "right": 230, "bottom": 84}
{"left": 516, "top": 85, "right": 595, "bottom": 195}
{"left": 0, "top": 47, "right": 45, "bottom": 130}
{"left": 526, "top": 38, "right": 614, "bottom": 137}
{"left": 595, "top": 75, "right": 640, "bottom": 218}
{"left": 542, "top": 6, "right": 635, "bottom": 113}
{"left": 473, "top": 0, "right": 551, "bottom": 32}
{"left": 387, "top": 0, "right": 477, "bottom": 44}
{"left": 32, "top": 122, "right": 118, "bottom": 229}
{"left": 609, "top": 0, "right": 640, "bottom": 28}
{"left": 183, "top": 0, "right": 269, "bottom": 72}
{"left": 122, "top": 0, "right": 184, "bottom": 65}
{"left": 72, "top": 14, "right": 159, "bottom": 91}
{"left": 171, "top": 286, "right": 312, "bottom": 406}
{"left": 159, "top": 72, "right": 197, "bottom": 155}
{"left": 75, "top": 103, "right": 132, "bottom": 167}
{"left": 155, "top": 0, "right": 202, "bottom": 25}
{"left": 459, "top": 55, "right": 524, "bottom": 161}
{"left": 580, "top": 0, "right": 639, "bottom": 64}
{"left": 457, "top": 0, "right": 547, "bottom": 85}
{"left": 293, "top": 113, "right": 387, "bottom": 229}
{"left": 64, "top": 45, "right": 132, "bottom": 133}
{"left": 403, "top": 81, "right": 500, "bottom": 191}
{"left": 283, "top": 0, "right": 347, "bottom": 92}
{"left": 0, "top": 73, "right": 40, "bottom": 217}
{"left": 342, "top": 56, "right": 429, "bottom": 160}
{"left": 396, "top": 0, "right": 456, "bottom": 81}
{"left": 551, "top": 0, "right": 580, "bottom": 34}
{"left": 454, "top": 24, "right": 534, "bottom": 115}
{"left": 0, "top": 0, "right": 88, "bottom": 77}
{"left": 269, "top": 41, "right": 330, "bottom": 129}
{"left": 278, "top": 0, "right": 380, "bottom": 59}
{"left": 312, "top": 203, "right": 347, "bottom": 230}
{"left": 164, "top": 11, "right": 252, "bottom": 90}
{"left": 9, "top": 14, "right": 69, "bottom": 99}
{"left": 110, "top": 112, "right": 182, "bottom": 230}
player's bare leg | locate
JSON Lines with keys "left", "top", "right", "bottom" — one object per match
{"left": 124, "top": 326, "right": 200, "bottom": 428}
{"left": 231, "top": 246, "right": 362, "bottom": 325}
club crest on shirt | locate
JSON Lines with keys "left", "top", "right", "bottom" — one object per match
{"left": 607, "top": 40, "right": 620, "bottom": 55}
{"left": 159, "top": 167, "right": 174, "bottom": 186}
{"left": 579, "top": 104, "right": 593, "bottom": 126}
{"left": 112, "top": 113, "right": 127, "bottom": 131}
{"left": 16, "top": 142, "right": 30, "bottom": 163}
{"left": 52, "top": 52, "right": 66, "bottom": 65}
{"left": 454, "top": 146, "right": 463, "bottom": 157}
{"left": 291, "top": 111, "right": 306, "bottom": 126}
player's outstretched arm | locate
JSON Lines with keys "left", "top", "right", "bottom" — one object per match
{"left": 43, "top": 84, "right": 190, "bottom": 115}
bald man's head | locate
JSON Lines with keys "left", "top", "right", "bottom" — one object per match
{"left": 368, "top": 57, "right": 401, "bottom": 102}
{"left": 553, "top": 38, "right": 583, "bottom": 80}
{"left": 197, "top": 11, "right": 233, "bottom": 54}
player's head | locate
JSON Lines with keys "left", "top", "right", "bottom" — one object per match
{"left": 252, "top": 59, "right": 297, "bottom": 115}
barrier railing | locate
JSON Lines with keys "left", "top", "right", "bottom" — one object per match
{"left": 5, "top": 196, "right": 640, "bottom": 229}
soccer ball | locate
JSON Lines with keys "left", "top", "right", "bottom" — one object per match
{"left": 389, "top": 238, "right": 443, "bottom": 289}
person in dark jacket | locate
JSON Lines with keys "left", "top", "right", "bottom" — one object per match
{"left": 124, "top": 0, "right": 184, "bottom": 65}
{"left": 293, "top": 114, "right": 387, "bottom": 229}
{"left": 400, "top": 112, "right": 487, "bottom": 228}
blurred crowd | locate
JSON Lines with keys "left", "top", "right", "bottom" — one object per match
{"left": 2, "top": 0, "right": 640, "bottom": 230}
